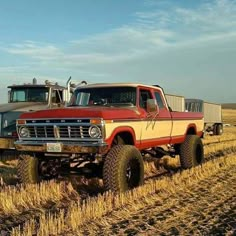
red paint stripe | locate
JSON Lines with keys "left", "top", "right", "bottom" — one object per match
{"left": 138, "top": 137, "right": 171, "bottom": 149}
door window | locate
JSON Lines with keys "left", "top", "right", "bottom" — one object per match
{"left": 154, "top": 92, "right": 165, "bottom": 109}
{"left": 139, "top": 89, "right": 152, "bottom": 110}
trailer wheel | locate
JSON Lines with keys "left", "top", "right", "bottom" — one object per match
{"left": 214, "top": 124, "right": 223, "bottom": 135}
{"left": 17, "top": 154, "right": 40, "bottom": 183}
{"left": 180, "top": 135, "right": 204, "bottom": 169}
{"left": 103, "top": 145, "right": 144, "bottom": 192}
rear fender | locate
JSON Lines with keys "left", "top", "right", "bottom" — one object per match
{"left": 185, "top": 124, "right": 197, "bottom": 136}
{"left": 185, "top": 123, "right": 204, "bottom": 139}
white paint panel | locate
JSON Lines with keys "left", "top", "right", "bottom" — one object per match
{"left": 105, "top": 118, "right": 203, "bottom": 142}
{"left": 171, "top": 119, "right": 204, "bottom": 136}
{"left": 203, "top": 102, "right": 222, "bottom": 123}
{"left": 105, "top": 120, "right": 172, "bottom": 141}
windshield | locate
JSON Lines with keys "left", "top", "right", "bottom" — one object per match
{"left": 69, "top": 87, "right": 137, "bottom": 107}
{"left": 0, "top": 111, "right": 22, "bottom": 136}
{"left": 10, "top": 87, "right": 48, "bottom": 102}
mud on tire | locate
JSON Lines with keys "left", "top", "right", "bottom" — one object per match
{"left": 180, "top": 135, "right": 204, "bottom": 169}
{"left": 17, "top": 154, "right": 40, "bottom": 183}
{"left": 103, "top": 145, "right": 144, "bottom": 192}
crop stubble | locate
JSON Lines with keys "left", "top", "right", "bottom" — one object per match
{"left": 0, "top": 124, "right": 235, "bottom": 235}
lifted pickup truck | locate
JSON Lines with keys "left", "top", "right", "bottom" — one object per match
{"left": 15, "top": 83, "right": 204, "bottom": 192}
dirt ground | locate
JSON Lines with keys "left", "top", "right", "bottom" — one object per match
{"left": 77, "top": 154, "right": 236, "bottom": 236}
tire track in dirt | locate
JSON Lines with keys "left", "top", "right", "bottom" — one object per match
{"left": 144, "top": 143, "right": 236, "bottom": 185}
{"left": 203, "top": 138, "right": 236, "bottom": 146}
{"left": 150, "top": 166, "right": 236, "bottom": 236}
{"left": 77, "top": 156, "right": 236, "bottom": 236}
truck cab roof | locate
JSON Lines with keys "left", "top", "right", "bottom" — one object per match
{"left": 8, "top": 84, "right": 65, "bottom": 90}
{"left": 74, "top": 82, "right": 162, "bottom": 90}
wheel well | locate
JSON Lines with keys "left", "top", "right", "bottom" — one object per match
{"left": 114, "top": 132, "right": 134, "bottom": 145}
{"left": 186, "top": 127, "right": 196, "bottom": 135}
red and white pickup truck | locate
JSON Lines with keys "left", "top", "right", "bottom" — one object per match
{"left": 15, "top": 83, "right": 204, "bottom": 192}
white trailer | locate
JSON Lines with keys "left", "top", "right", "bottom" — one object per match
{"left": 185, "top": 99, "right": 223, "bottom": 135}
{"left": 165, "top": 94, "right": 185, "bottom": 112}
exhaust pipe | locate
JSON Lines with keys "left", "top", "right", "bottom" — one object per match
{"left": 66, "top": 76, "right": 72, "bottom": 103}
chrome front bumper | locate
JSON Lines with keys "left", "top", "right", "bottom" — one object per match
{"left": 14, "top": 140, "right": 108, "bottom": 154}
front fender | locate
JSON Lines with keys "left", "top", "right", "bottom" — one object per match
{"left": 105, "top": 126, "right": 137, "bottom": 148}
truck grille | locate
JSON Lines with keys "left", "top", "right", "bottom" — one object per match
{"left": 17, "top": 119, "right": 103, "bottom": 141}
{"left": 28, "top": 125, "right": 90, "bottom": 139}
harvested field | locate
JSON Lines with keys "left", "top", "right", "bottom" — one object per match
{"left": 74, "top": 154, "right": 236, "bottom": 236}
{"left": 222, "top": 109, "right": 236, "bottom": 126}
{"left": 0, "top": 109, "right": 235, "bottom": 235}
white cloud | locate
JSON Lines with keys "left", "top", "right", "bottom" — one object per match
{"left": 4, "top": 1, "right": 236, "bottom": 63}
{"left": 69, "top": 27, "right": 173, "bottom": 60}
{"left": 3, "top": 41, "right": 62, "bottom": 60}
{"left": 1, "top": 0, "right": 236, "bottom": 103}
{"left": 174, "top": 0, "right": 236, "bottom": 32}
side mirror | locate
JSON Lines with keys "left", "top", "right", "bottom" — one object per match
{"left": 146, "top": 99, "right": 159, "bottom": 114}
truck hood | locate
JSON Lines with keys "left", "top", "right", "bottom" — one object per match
{"left": 19, "top": 106, "right": 142, "bottom": 120}
{"left": 0, "top": 102, "right": 47, "bottom": 113}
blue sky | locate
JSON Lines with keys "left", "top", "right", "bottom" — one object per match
{"left": 0, "top": 0, "right": 235, "bottom": 103}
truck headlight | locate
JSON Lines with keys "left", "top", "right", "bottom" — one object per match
{"left": 88, "top": 125, "right": 101, "bottom": 138}
{"left": 19, "top": 127, "right": 30, "bottom": 138}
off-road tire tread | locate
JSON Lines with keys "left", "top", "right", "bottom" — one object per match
{"left": 103, "top": 145, "right": 144, "bottom": 192}
{"left": 17, "top": 154, "right": 40, "bottom": 183}
{"left": 180, "top": 135, "right": 204, "bottom": 169}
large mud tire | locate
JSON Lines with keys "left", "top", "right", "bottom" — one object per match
{"left": 180, "top": 135, "right": 204, "bottom": 169}
{"left": 17, "top": 154, "right": 40, "bottom": 183}
{"left": 103, "top": 145, "right": 144, "bottom": 192}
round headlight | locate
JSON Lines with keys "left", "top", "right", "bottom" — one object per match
{"left": 19, "top": 127, "right": 30, "bottom": 138}
{"left": 88, "top": 125, "right": 101, "bottom": 138}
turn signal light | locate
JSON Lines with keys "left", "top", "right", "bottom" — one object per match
{"left": 17, "top": 120, "right": 26, "bottom": 125}
{"left": 90, "top": 119, "right": 101, "bottom": 124}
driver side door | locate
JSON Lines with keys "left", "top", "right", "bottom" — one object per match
{"left": 139, "top": 87, "right": 172, "bottom": 148}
